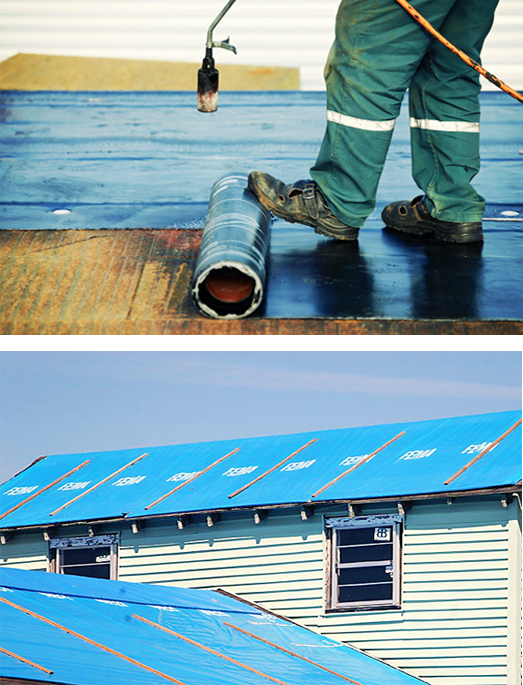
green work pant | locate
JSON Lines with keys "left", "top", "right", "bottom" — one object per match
{"left": 310, "top": 0, "right": 499, "bottom": 227}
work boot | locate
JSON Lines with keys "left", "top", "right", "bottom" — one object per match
{"left": 381, "top": 196, "right": 483, "bottom": 244}
{"left": 248, "top": 172, "right": 359, "bottom": 241}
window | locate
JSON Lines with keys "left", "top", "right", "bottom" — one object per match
{"left": 50, "top": 534, "right": 118, "bottom": 580}
{"left": 326, "top": 515, "right": 402, "bottom": 611}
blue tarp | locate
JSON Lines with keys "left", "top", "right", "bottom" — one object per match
{"left": 0, "top": 568, "right": 427, "bottom": 685}
{"left": 1, "top": 411, "right": 521, "bottom": 529}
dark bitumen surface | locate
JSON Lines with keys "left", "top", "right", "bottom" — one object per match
{"left": 0, "top": 90, "right": 521, "bottom": 323}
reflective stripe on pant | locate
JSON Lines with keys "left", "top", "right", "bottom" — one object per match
{"left": 310, "top": 0, "right": 498, "bottom": 227}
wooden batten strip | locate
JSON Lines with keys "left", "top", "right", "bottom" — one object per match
{"left": 132, "top": 614, "right": 291, "bottom": 685}
{"left": 0, "top": 460, "right": 91, "bottom": 521}
{"left": 223, "top": 622, "right": 363, "bottom": 685}
{"left": 444, "top": 418, "right": 522, "bottom": 485}
{"left": 0, "top": 597, "right": 187, "bottom": 685}
{"left": 311, "top": 431, "right": 406, "bottom": 499}
{"left": 49, "top": 453, "right": 148, "bottom": 516}
{"left": 144, "top": 447, "right": 241, "bottom": 510}
{"left": 0, "top": 646, "right": 54, "bottom": 674}
{"left": 228, "top": 439, "right": 318, "bottom": 499}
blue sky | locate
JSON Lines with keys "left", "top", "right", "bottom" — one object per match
{"left": 0, "top": 351, "right": 521, "bottom": 483}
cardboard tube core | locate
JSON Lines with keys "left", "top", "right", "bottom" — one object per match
{"left": 204, "top": 267, "right": 255, "bottom": 303}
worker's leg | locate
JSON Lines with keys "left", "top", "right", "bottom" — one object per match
{"left": 409, "top": 0, "right": 499, "bottom": 222}
{"left": 310, "top": 0, "right": 456, "bottom": 228}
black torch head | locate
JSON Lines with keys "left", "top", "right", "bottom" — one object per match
{"left": 197, "top": 51, "right": 219, "bottom": 112}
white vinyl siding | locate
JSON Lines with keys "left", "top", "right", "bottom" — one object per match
{"left": 506, "top": 504, "right": 522, "bottom": 685}
{"left": 0, "top": 0, "right": 521, "bottom": 90}
{"left": 318, "top": 500, "right": 520, "bottom": 685}
{"left": 119, "top": 513, "right": 325, "bottom": 621}
{"left": 117, "top": 498, "right": 520, "bottom": 685}
{"left": 0, "top": 532, "right": 48, "bottom": 572}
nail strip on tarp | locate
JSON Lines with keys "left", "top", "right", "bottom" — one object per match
{"left": 0, "top": 646, "right": 53, "bottom": 674}
{"left": 311, "top": 431, "right": 406, "bottom": 499}
{"left": 0, "top": 597, "right": 188, "bottom": 685}
{"left": 145, "top": 447, "right": 240, "bottom": 510}
{"left": 133, "top": 614, "right": 291, "bottom": 685}
{"left": 444, "top": 418, "right": 522, "bottom": 485}
{"left": 223, "top": 622, "right": 364, "bottom": 685}
{"left": 49, "top": 453, "right": 148, "bottom": 516}
{"left": 228, "top": 439, "right": 318, "bottom": 499}
{"left": 0, "top": 460, "right": 91, "bottom": 521}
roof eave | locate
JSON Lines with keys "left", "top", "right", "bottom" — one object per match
{"left": 1, "top": 483, "right": 520, "bottom": 534}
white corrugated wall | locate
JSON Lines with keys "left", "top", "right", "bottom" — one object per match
{"left": 0, "top": 0, "right": 521, "bottom": 91}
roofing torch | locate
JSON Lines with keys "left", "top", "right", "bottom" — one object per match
{"left": 197, "top": 0, "right": 238, "bottom": 112}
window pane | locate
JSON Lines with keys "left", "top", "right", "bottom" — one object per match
{"left": 338, "top": 581, "right": 393, "bottom": 604}
{"left": 60, "top": 546, "right": 111, "bottom": 566}
{"left": 339, "top": 565, "right": 392, "bottom": 586}
{"left": 62, "top": 564, "right": 111, "bottom": 580}
{"left": 339, "top": 543, "right": 393, "bottom": 564}
{"left": 338, "top": 527, "right": 392, "bottom": 546}
{"left": 58, "top": 546, "right": 113, "bottom": 579}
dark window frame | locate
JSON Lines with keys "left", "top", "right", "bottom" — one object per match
{"left": 326, "top": 515, "right": 402, "bottom": 612}
{"left": 49, "top": 534, "right": 118, "bottom": 580}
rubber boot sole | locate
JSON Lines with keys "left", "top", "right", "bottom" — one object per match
{"left": 383, "top": 219, "right": 484, "bottom": 244}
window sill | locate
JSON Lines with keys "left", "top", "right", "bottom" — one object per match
{"left": 325, "top": 603, "right": 402, "bottom": 614}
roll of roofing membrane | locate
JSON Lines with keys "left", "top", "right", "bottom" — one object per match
{"left": 192, "top": 173, "right": 272, "bottom": 319}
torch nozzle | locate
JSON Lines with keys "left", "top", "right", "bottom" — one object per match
{"left": 197, "top": 52, "right": 219, "bottom": 113}
{"left": 197, "top": 0, "right": 238, "bottom": 112}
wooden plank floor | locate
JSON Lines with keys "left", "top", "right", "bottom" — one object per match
{"left": 0, "top": 229, "right": 520, "bottom": 335}
{"left": 0, "top": 229, "right": 196, "bottom": 335}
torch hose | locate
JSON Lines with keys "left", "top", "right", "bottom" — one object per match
{"left": 394, "top": 0, "right": 523, "bottom": 104}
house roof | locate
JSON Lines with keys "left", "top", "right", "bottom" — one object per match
{"left": 1, "top": 410, "right": 521, "bottom": 530}
{"left": 0, "top": 567, "right": 428, "bottom": 685}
